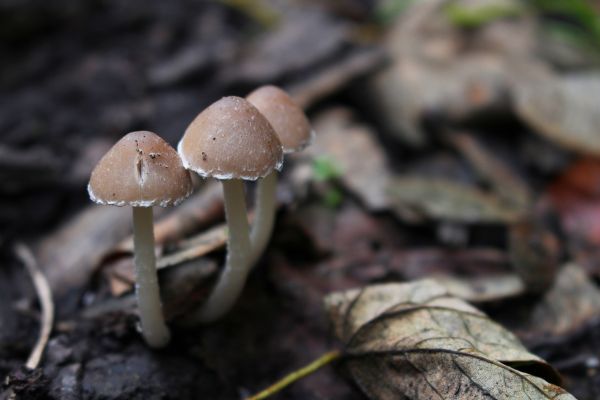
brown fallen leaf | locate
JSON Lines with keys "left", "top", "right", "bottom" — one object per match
{"left": 343, "top": 351, "right": 574, "bottom": 400}
{"left": 547, "top": 158, "right": 600, "bottom": 276}
{"left": 509, "top": 264, "right": 600, "bottom": 342}
{"left": 367, "top": 0, "right": 539, "bottom": 146}
{"left": 224, "top": 7, "right": 350, "bottom": 84}
{"left": 387, "top": 247, "right": 511, "bottom": 281}
{"left": 387, "top": 177, "right": 523, "bottom": 223}
{"left": 435, "top": 273, "right": 525, "bottom": 303}
{"left": 515, "top": 73, "right": 600, "bottom": 156}
{"left": 301, "top": 108, "right": 391, "bottom": 212}
{"left": 325, "top": 280, "right": 575, "bottom": 399}
{"left": 370, "top": 56, "right": 512, "bottom": 146}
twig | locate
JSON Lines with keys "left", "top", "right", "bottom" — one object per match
{"left": 289, "top": 48, "right": 385, "bottom": 110}
{"left": 116, "top": 181, "right": 223, "bottom": 252}
{"left": 245, "top": 350, "right": 342, "bottom": 400}
{"left": 157, "top": 224, "right": 227, "bottom": 269}
{"left": 14, "top": 243, "right": 54, "bottom": 370}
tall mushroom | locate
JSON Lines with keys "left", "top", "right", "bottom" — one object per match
{"left": 246, "top": 85, "right": 313, "bottom": 266}
{"left": 178, "top": 96, "right": 283, "bottom": 323}
{"left": 88, "top": 131, "right": 193, "bottom": 347}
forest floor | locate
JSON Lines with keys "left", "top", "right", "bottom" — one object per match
{"left": 2, "top": 1, "right": 600, "bottom": 399}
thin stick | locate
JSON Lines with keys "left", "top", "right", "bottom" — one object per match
{"left": 245, "top": 350, "right": 342, "bottom": 400}
{"left": 157, "top": 224, "right": 227, "bottom": 270}
{"left": 14, "top": 243, "right": 54, "bottom": 370}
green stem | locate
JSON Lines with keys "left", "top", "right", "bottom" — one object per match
{"left": 246, "top": 350, "right": 342, "bottom": 400}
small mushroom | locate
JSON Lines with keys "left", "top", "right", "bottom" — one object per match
{"left": 178, "top": 96, "right": 283, "bottom": 323}
{"left": 88, "top": 131, "right": 193, "bottom": 347}
{"left": 246, "top": 85, "right": 314, "bottom": 266}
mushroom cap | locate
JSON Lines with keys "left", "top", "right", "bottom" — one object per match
{"left": 246, "top": 85, "right": 313, "bottom": 153}
{"left": 178, "top": 96, "right": 283, "bottom": 180}
{"left": 88, "top": 131, "right": 193, "bottom": 207}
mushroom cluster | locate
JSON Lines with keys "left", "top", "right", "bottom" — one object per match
{"left": 89, "top": 86, "right": 313, "bottom": 346}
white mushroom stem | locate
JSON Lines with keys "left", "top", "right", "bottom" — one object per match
{"left": 249, "top": 171, "right": 277, "bottom": 267}
{"left": 193, "top": 179, "right": 252, "bottom": 323}
{"left": 132, "top": 206, "right": 171, "bottom": 348}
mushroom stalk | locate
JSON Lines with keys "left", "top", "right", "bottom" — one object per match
{"left": 249, "top": 171, "right": 277, "bottom": 267}
{"left": 194, "top": 179, "right": 252, "bottom": 323}
{"left": 132, "top": 206, "right": 171, "bottom": 348}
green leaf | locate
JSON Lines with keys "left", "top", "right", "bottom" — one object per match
{"left": 312, "top": 156, "right": 343, "bottom": 182}
{"left": 322, "top": 188, "right": 344, "bottom": 208}
{"left": 444, "top": 2, "right": 524, "bottom": 29}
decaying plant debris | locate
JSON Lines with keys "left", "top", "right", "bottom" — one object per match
{"left": 2, "top": 0, "right": 600, "bottom": 399}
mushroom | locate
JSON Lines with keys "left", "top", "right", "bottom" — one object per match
{"left": 246, "top": 85, "right": 314, "bottom": 266}
{"left": 88, "top": 131, "right": 193, "bottom": 347}
{"left": 178, "top": 96, "right": 283, "bottom": 323}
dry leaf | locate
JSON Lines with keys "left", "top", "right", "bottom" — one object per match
{"left": 387, "top": 247, "right": 510, "bottom": 281}
{"left": 547, "top": 158, "right": 600, "bottom": 276}
{"left": 387, "top": 177, "right": 522, "bottom": 223}
{"left": 510, "top": 264, "right": 600, "bottom": 342}
{"left": 515, "top": 73, "right": 600, "bottom": 156}
{"left": 303, "top": 108, "right": 391, "bottom": 211}
{"left": 325, "top": 280, "right": 575, "bottom": 399}
{"left": 370, "top": 57, "right": 511, "bottom": 146}
{"left": 227, "top": 8, "right": 349, "bottom": 84}
{"left": 344, "top": 352, "right": 573, "bottom": 400}
{"left": 435, "top": 274, "right": 525, "bottom": 302}
{"left": 367, "top": 0, "right": 537, "bottom": 146}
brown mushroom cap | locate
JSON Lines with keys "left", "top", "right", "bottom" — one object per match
{"left": 178, "top": 96, "right": 283, "bottom": 180}
{"left": 246, "top": 85, "right": 313, "bottom": 153}
{"left": 88, "top": 131, "right": 193, "bottom": 207}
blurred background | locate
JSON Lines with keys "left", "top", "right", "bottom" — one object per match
{"left": 3, "top": 0, "right": 600, "bottom": 399}
{"left": 3, "top": 0, "right": 598, "bottom": 239}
